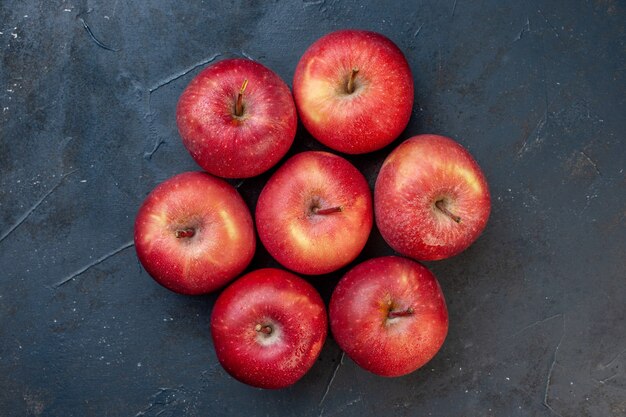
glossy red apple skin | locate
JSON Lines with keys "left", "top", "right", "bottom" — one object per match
{"left": 375, "top": 135, "right": 491, "bottom": 261}
{"left": 329, "top": 256, "right": 448, "bottom": 377}
{"left": 255, "top": 151, "right": 373, "bottom": 275}
{"left": 293, "top": 30, "right": 413, "bottom": 154}
{"left": 211, "top": 268, "right": 327, "bottom": 389}
{"left": 177, "top": 58, "right": 297, "bottom": 178}
{"left": 134, "top": 172, "right": 255, "bottom": 295}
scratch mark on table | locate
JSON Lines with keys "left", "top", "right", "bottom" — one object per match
{"left": 0, "top": 170, "right": 77, "bottom": 244}
{"left": 303, "top": 0, "right": 326, "bottom": 6}
{"left": 321, "top": 396, "right": 362, "bottom": 417}
{"left": 543, "top": 315, "right": 565, "bottom": 417}
{"left": 134, "top": 387, "right": 182, "bottom": 417}
{"left": 53, "top": 240, "right": 134, "bottom": 288}
{"left": 319, "top": 351, "right": 345, "bottom": 408}
{"left": 241, "top": 50, "right": 255, "bottom": 61}
{"left": 451, "top": 0, "right": 458, "bottom": 18}
{"left": 592, "top": 348, "right": 626, "bottom": 384}
{"left": 508, "top": 313, "right": 561, "bottom": 339}
{"left": 517, "top": 112, "right": 547, "bottom": 157}
{"left": 580, "top": 151, "right": 602, "bottom": 177}
{"left": 111, "top": 0, "right": 119, "bottom": 18}
{"left": 513, "top": 17, "right": 531, "bottom": 42}
{"left": 144, "top": 138, "right": 166, "bottom": 160}
{"left": 413, "top": 23, "right": 424, "bottom": 38}
{"left": 599, "top": 348, "right": 626, "bottom": 369}
{"left": 79, "top": 18, "right": 119, "bottom": 51}
{"left": 518, "top": 60, "right": 550, "bottom": 158}
{"left": 148, "top": 53, "right": 221, "bottom": 94}
{"left": 594, "top": 373, "right": 618, "bottom": 384}
{"left": 143, "top": 53, "right": 221, "bottom": 159}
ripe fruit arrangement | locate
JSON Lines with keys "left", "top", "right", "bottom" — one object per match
{"left": 134, "top": 29, "right": 491, "bottom": 388}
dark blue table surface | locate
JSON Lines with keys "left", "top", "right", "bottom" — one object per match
{"left": 1, "top": 1, "right": 624, "bottom": 416}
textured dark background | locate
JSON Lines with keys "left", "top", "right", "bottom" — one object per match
{"left": 1, "top": 0, "right": 625, "bottom": 416}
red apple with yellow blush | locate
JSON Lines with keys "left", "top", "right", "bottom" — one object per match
{"left": 211, "top": 268, "right": 327, "bottom": 389}
{"left": 293, "top": 30, "right": 413, "bottom": 154}
{"left": 375, "top": 134, "right": 491, "bottom": 261}
{"left": 330, "top": 256, "right": 448, "bottom": 377}
{"left": 255, "top": 151, "right": 372, "bottom": 275}
{"left": 177, "top": 58, "right": 297, "bottom": 178}
{"left": 134, "top": 172, "right": 255, "bottom": 295}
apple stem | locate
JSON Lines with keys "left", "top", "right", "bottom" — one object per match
{"left": 175, "top": 228, "right": 195, "bottom": 238}
{"left": 435, "top": 200, "right": 461, "bottom": 223}
{"left": 346, "top": 68, "right": 359, "bottom": 94}
{"left": 255, "top": 324, "right": 272, "bottom": 335}
{"left": 388, "top": 307, "right": 414, "bottom": 318}
{"left": 235, "top": 79, "right": 248, "bottom": 117}
{"left": 313, "top": 206, "right": 343, "bottom": 215}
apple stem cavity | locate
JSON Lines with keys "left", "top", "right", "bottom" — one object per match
{"left": 175, "top": 228, "right": 196, "bottom": 238}
{"left": 235, "top": 79, "right": 249, "bottom": 117}
{"left": 435, "top": 199, "right": 461, "bottom": 223}
{"left": 255, "top": 323, "right": 273, "bottom": 335}
{"left": 346, "top": 68, "right": 359, "bottom": 94}
{"left": 388, "top": 307, "right": 414, "bottom": 318}
{"left": 313, "top": 206, "right": 343, "bottom": 215}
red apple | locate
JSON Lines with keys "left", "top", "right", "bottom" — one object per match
{"left": 176, "top": 58, "right": 297, "bottom": 178}
{"left": 211, "top": 268, "right": 327, "bottom": 389}
{"left": 329, "top": 256, "right": 448, "bottom": 377}
{"left": 293, "top": 30, "right": 413, "bottom": 154}
{"left": 255, "top": 151, "right": 372, "bottom": 275}
{"left": 375, "top": 134, "right": 491, "bottom": 261}
{"left": 134, "top": 172, "right": 255, "bottom": 295}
